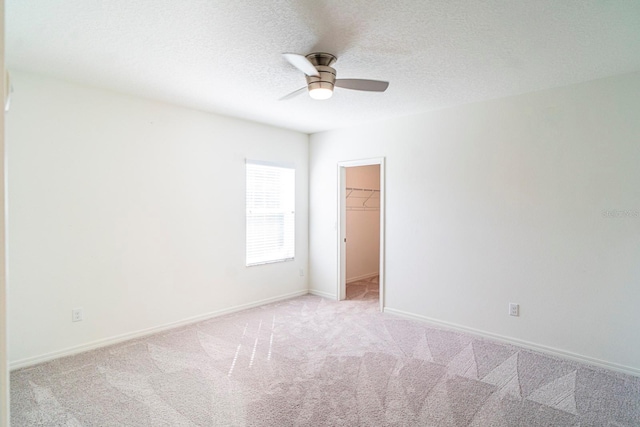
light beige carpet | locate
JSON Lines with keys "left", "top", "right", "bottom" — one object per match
{"left": 346, "top": 275, "right": 379, "bottom": 301}
{"left": 11, "top": 294, "right": 640, "bottom": 426}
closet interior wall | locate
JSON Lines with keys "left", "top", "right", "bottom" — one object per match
{"left": 345, "top": 165, "right": 380, "bottom": 283}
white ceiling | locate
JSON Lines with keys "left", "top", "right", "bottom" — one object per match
{"left": 7, "top": 1, "right": 640, "bottom": 134}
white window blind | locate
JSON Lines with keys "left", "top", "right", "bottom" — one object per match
{"left": 246, "top": 160, "right": 295, "bottom": 266}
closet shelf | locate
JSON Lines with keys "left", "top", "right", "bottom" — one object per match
{"left": 346, "top": 187, "right": 380, "bottom": 192}
{"left": 346, "top": 187, "right": 380, "bottom": 210}
{"left": 346, "top": 187, "right": 380, "bottom": 197}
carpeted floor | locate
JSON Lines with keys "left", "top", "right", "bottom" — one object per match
{"left": 346, "top": 276, "right": 379, "bottom": 301}
{"left": 11, "top": 294, "right": 640, "bottom": 426}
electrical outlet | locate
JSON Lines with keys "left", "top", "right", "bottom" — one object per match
{"left": 72, "top": 308, "right": 83, "bottom": 322}
{"left": 509, "top": 303, "right": 519, "bottom": 317}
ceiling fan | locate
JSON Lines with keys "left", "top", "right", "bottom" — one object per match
{"left": 280, "top": 52, "right": 389, "bottom": 101}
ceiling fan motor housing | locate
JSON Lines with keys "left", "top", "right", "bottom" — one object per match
{"left": 305, "top": 65, "right": 336, "bottom": 92}
{"left": 305, "top": 52, "right": 337, "bottom": 92}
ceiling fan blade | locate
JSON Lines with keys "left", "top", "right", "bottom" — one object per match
{"left": 279, "top": 86, "right": 307, "bottom": 101}
{"left": 335, "top": 79, "right": 389, "bottom": 92}
{"left": 282, "top": 53, "right": 320, "bottom": 77}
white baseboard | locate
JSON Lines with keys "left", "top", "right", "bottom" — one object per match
{"left": 383, "top": 306, "right": 640, "bottom": 378}
{"left": 346, "top": 272, "right": 378, "bottom": 284}
{"left": 308, "top": 289, "right": 336, "bottom": 299}
{"left": 10, "top": 289, "right": 308, "bottom": 371}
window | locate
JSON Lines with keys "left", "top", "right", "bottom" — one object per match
{"left": 246, "top": 160, "right": 295, "bottom": 266}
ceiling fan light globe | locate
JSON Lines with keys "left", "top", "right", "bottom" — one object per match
{"left": 309, "top": 87, "right": 333, "bottom": 100}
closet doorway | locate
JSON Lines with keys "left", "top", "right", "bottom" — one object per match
{"left": 337, "top": 158, "right": 385, "bottom": 311}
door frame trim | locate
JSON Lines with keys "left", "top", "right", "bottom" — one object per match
{"left": 337, "top": 157, "right": 385, "bottom": 311}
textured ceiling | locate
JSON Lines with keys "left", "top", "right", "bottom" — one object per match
{"left": 7, "top": 1, "right": 640, "bottom": 133}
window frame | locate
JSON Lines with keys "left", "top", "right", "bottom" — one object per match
{"left": 245, "top": 159, "right": 296, "bottom": 267}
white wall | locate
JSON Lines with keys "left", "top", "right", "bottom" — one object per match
{"left": 346, "top": 165, "right": 380, "bottom": 282}
{"left": 310, "top": 71, "right": 640, "bottom": 374}
{"left": 7, "top": 71, "right": 309, "bottom": 365}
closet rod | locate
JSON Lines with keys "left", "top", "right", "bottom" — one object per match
{"left": 346, "top": 206, "right": 380, "bottom": 211}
